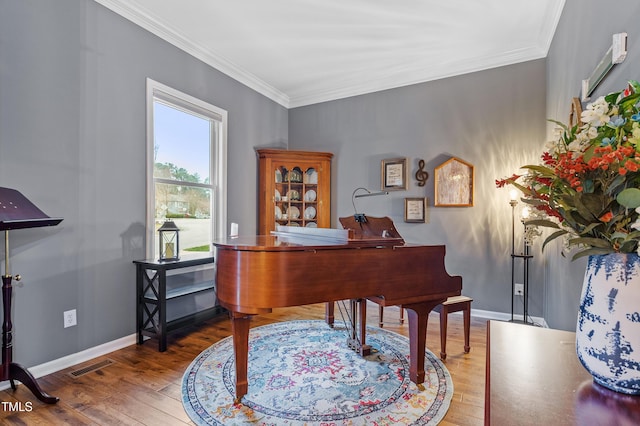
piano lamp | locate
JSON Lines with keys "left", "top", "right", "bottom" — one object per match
{"left": 519, "top": 206, "right": 533, "bottom": 325}
{"left": 509, "top": 190, "right": 518, "bottom": 321}
{"left": 0, "top": 186, "right": 63, "bottom": 404}
{"left": 158, "top": 220, "right": 180, "bottom": 262}
{"left": 351, "top": 187, "right": 389, "bottom": 223}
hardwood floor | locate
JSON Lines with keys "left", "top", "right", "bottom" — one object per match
{"left": 0, "top": 303, "right": 486, "bottom": 425}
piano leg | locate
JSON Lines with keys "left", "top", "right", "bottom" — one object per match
{"left": 403, "top": 300, "right": 443, "bottom": 385}
{"left": 325, "top": 302, "right": 334, "bottom": 327}
{"left": 230, "top": 312, "right": 252, "bottom": 403}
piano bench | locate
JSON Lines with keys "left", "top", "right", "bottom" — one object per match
{"left": 378, "top": 295, "right": 473, "bottom": 360}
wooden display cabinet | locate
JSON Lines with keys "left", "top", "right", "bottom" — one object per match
{"left": 257, "top": 149, "right": 333, "bottom": 235}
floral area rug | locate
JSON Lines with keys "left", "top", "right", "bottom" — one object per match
{"left": 182, "top": 319, "right": 453, "bottom": 425}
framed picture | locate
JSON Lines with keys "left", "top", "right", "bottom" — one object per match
{"left": 381, "top": 158, "right": 408, "bottom": 191}
{"left": 434, "top": 157, "right": 474, "bottom": 207}
{"left": 404, "top": 197, "right": 427, "bottom": 223}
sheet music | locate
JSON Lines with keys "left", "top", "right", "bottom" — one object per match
{"left": 271, "top": 225, "right": 349, "bottom": 245}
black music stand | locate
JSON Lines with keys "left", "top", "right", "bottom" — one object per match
{"left": 0, "top": 187, "right": 63, "bottom": 403}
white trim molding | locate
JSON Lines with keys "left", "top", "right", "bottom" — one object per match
{"left": 95, "top": 0, "right": 290, "bottom": 107}
{"left": 0, "top": 334, "right": 137, "bottom": 391}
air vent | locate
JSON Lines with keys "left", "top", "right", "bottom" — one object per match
{"left": 68, "top": 358, "right": 115, "bottom": 378}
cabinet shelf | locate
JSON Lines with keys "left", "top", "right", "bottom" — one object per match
{"left": 143, "top": 280, "right": 215, "bottom": 301}
{"left": 140, "top": 306, "right": 225, "bottom": 338}
{"left": 258, "top": 149, "right": 333, "bottom": 235}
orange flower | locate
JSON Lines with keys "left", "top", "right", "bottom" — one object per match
{"left": 599, "top": 212, "right": 614, "bottom": 223}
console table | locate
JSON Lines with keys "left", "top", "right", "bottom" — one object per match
{"left": 485, "top": 320, "right": 640, "bottom": 425}
{"left": 134, "top": 253, "right": 226, "bottom": 351}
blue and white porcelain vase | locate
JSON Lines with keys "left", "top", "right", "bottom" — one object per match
{"left": 576, "top": 253, "right": 640, "bottom": 394}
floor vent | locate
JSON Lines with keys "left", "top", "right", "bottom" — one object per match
{"left": 68, "top": 358, "right": 115, "bottom": 378}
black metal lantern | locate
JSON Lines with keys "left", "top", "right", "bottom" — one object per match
{"left": 158, "top": 220, "right": 180, "bottom": 261}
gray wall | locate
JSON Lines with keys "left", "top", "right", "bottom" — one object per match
{"left": 543, "top": 0, "right": 640, "bottom": 330}
{"left": 289, "top": 60, "right": 548, "bottom": 318}
{"left": 0, "top": 0, "right": 287, "bottom": 366}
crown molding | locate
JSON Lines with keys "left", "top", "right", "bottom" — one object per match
{"left": 288, "top": 46, "right": 548, "bottom": 108}
{"left": 94, "top": 0, "right": 290, "bottom": 108}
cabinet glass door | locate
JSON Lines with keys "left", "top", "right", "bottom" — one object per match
{"left": 274, "top": 165, "right": 319, "bottom": 229}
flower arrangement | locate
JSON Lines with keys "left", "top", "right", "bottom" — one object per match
{"left": 496, "top": 81, "right": 640, "bottom": 260}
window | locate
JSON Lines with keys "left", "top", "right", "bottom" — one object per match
{"left": 146, "top": 79, "right": 227, "bottom": 259}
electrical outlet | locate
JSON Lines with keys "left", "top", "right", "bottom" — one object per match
{"left": 64, "top": 309, "right": 77, "bottom": 328}
{"left": 514, "top": 283, "right": 524, "bottom": 296}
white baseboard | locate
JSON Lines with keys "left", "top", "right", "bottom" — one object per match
{"left": 0, "top": 333, "right": 137, "bottom": 391}
{"left": 469, "top": 308, "right": 549, "bottom": 328}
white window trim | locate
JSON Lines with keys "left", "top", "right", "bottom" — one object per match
{"left": 145, "top": 78, "right": 228, "bottom": 258}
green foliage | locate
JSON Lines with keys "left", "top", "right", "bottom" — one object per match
{"left": 154, "top": 162, "right": 202, "bottom": 183}
{"left": 185, "top": 245, "right": 210, "bottom": 252}
{"left": 618, "top": 188, "right": 640, "bottom": 209}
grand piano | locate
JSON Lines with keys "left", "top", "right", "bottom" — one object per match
{"left": 214, "top": 216, "right": 462, "bottom": 401}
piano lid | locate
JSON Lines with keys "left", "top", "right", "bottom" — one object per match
{"left": 0, "top": 187, "right": 63, "bottom": 231}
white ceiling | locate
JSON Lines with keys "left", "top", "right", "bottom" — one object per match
{"left": 96, "top": 0, "right": 565, "bottom": 108}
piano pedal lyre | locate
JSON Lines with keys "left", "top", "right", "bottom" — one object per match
{"left": 346, "top": 298, "right": 372, "bottom": 356}
{"left": 347, "top": 338, "right": 372, "bottom": 356}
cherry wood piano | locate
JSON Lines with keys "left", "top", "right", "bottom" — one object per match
{"left": 214, "top": 217, "right": 462, "bottom": 401}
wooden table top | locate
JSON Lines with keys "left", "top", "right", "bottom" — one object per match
{"left": 485, "top": 320, "right": 640, "bottom": 425}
